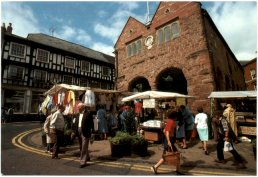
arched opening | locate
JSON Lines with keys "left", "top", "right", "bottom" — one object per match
{"left": 129, "top": 77, "right": 151, "bottom": 92}
{"left": 156, "top": 67, "right": 187, "bottom": 94}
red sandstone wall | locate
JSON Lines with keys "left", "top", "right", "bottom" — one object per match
{"left": 115, "top": 2, "right": 244, "bottom": 114}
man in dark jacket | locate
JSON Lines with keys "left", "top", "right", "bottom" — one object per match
{"left": 216, "top": 113, "right": 246, "bottom": 169}
{"left": 77, "top": 103, "right": 94, "bottom": 168}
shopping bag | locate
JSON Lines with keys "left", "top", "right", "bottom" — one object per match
{"left": 162, "top": 147, "right": 180, "bottom": 166}
{"left": 224, "top": 141, "right": 233, "bottom": 152}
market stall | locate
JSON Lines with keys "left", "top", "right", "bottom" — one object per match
{"left": 122, "top": 91, "right": 195, "bottom": 142}
{"left": 208, "top": 91, "right": 257, "bottom": 136}
{"left": 41, "top": 83, "right": 123, "bottom": 144}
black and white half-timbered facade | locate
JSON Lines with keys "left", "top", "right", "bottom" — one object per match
{"left": 1, "top": 23, "right": 115, "bottom": 117}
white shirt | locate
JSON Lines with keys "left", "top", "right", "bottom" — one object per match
{"left": 78, "top": 113, "right": 84, "bottom": 128}
{"left": 194, "top": 112, "right": 208, "bottom": 129}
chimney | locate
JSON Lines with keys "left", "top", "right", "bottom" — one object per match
{"left": 6, "top": 23, "right": 12, "bottom": 34}
{"left": 1, "top": 23, "right": 6, "bottom": 33}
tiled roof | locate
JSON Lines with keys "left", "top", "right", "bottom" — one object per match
{"left": 27, "top": 33, "right": 115, "bottom": 64}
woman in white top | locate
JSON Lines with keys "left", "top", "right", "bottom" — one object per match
{"left": 195, "top": 106, "right": 209, "bottom": 155}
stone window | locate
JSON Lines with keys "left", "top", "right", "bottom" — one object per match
{"left": 81, "top": 60, "right": 90, "bottom": 72}
{"left": 126, "top": 39, "right": 142, "bottom": 57}
{"left": 157, "top": 21, "right": 180, "bottom": 44}
{"left": 250, "top": 69, "right": 256, "bottom": 80}
{"left": 8, "top": 65, "right": 24, "bottom": 79}
{"left": 65, "top": 57, "right": 75, "bottom": 69}
{"left": 36, "top": 48, "right": 49, "bottom": 63}
{"left": 9, "top": 42, "right": 26, "bottom": 58}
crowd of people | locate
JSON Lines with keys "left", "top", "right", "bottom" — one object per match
{"left": 41, "top": 101, "right": 246, "bottom": 171}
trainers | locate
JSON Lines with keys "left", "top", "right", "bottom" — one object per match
{"left": 151, "top": 166, "right": 157, "bottom": 174}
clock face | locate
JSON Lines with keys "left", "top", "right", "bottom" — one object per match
{"left": 145, "top": 35, "right": 154, "bottom": 47}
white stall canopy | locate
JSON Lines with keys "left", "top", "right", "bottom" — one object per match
{"left": 44, "top": 83, "right": 119, "bottom": 95}
{"left": 208, "top": 91, "right": 257, "bottom": 98}
{"left": 121, "top": 90, "right": 194, "bottom": 102}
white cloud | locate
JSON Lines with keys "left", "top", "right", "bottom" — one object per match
{"left": 94, "top": 2, "right": 146, "bottom": 44}
{"left": 206, "top": 2, "right": 257, "bottom": 61}
{"left": 1, "top": 2, "right": 41, "bottom": 37}
{"left": 91, "top": 42, "right": 115, "bottom": 57}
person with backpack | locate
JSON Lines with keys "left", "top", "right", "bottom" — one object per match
{"left": 215, "top": 111, "right": 246, "bottom": 169}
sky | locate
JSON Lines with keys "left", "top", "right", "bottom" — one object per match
{"left": 1, "top": 1, "right": 257, "bottom": 61}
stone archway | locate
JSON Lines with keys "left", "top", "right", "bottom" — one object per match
{"left": 156, "top": 67, "right": 187, "bottom": 94}
{"left": 128, "top": 77, "right": 151, "bottom": 92}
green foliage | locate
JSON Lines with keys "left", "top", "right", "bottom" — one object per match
{"left": 108, "top": 131, "right": 132, "bottom": 145}
{"left": 131, "top": 134, "right": 148, "bottom": 146}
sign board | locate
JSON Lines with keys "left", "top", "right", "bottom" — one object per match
{"left": 176, "top": 98, "right": 186, "bottom": 106}
{"left": 143, "top": 99, "right": 155, "bottom": 108}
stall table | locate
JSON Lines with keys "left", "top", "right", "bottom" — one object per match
{"left": 140, "top": 126, "right": 163, "bottom": 142}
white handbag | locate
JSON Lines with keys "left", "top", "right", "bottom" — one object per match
{"left": 224, "top": 141, "right": 233, "bottom": 151}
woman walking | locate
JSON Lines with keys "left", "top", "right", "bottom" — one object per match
{"left": 195, "top": 106, "right": 209, "bottom": 155}
{"left": 151, "top": 109, "right": 183, "bottom": 175}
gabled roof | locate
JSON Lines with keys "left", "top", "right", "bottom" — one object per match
{"left": 114, "top": 16, "right": 147, "bottom": 48}
{"left": 240, "top": 58, "right": 257, "bottom": 67}
{"left": 27, "top": 33, "right": 114, "bottom": 64}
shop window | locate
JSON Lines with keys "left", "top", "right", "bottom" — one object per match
{"left": 34, "top": 70, "right": 47, "bottom": 82}
{"left": 81, "top": 60, "right": 90, "bottom": 72}
{"left": 8, "top": 65, "right": 24, "bottom": 79}
{"left": 126, "top": 39, "right": 142, "bottom": 57}
{"left": 63, "top": 75, "right": 73, "bottom": 84}
{"left": 9, "top": 42, "right": 26, "bottom": 58}
{"left": 36, "top": 48, "right": 49, "bottom": 63}
{"left": 65, "top": 57, "right": 75, "bottom": 69}
{"left": 156, "top": 21, "right": 180, "bottom": 44}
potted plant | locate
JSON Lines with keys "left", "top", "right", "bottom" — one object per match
{"left": 108, "top": 131, "right": 132, "bottom": 157}
{"left": 131, "top": 134, "right": 148, "bottom": 156}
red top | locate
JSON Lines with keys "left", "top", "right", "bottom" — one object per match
{"left": 135, "top": 102, "right": 142, "bottom": 113}
{"left": 164, "top": 119, "right": 176, "bottom": 137}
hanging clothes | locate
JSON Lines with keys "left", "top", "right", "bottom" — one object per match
{"left": 41, "top": 95, "right": 51, "bottom": 115}
{"left": 84, "top": 89, "right": 95, "bottom": 107}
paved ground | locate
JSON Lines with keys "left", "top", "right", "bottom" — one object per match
{"left": 29, "top": 131, "right": 256, "bottom": 174}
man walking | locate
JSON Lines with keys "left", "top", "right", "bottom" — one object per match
{"left": 216, "top": 112, "right": 246, "bottom": 169}
{"left": 50, "top": 104, "right": 65, "bottom": 159}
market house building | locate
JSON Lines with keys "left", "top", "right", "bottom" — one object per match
{"left": 1, "top": 23, "right": 115, "bottom": 119}
{"left": 114, "top": 2, "right": 246, "bottom": 113}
